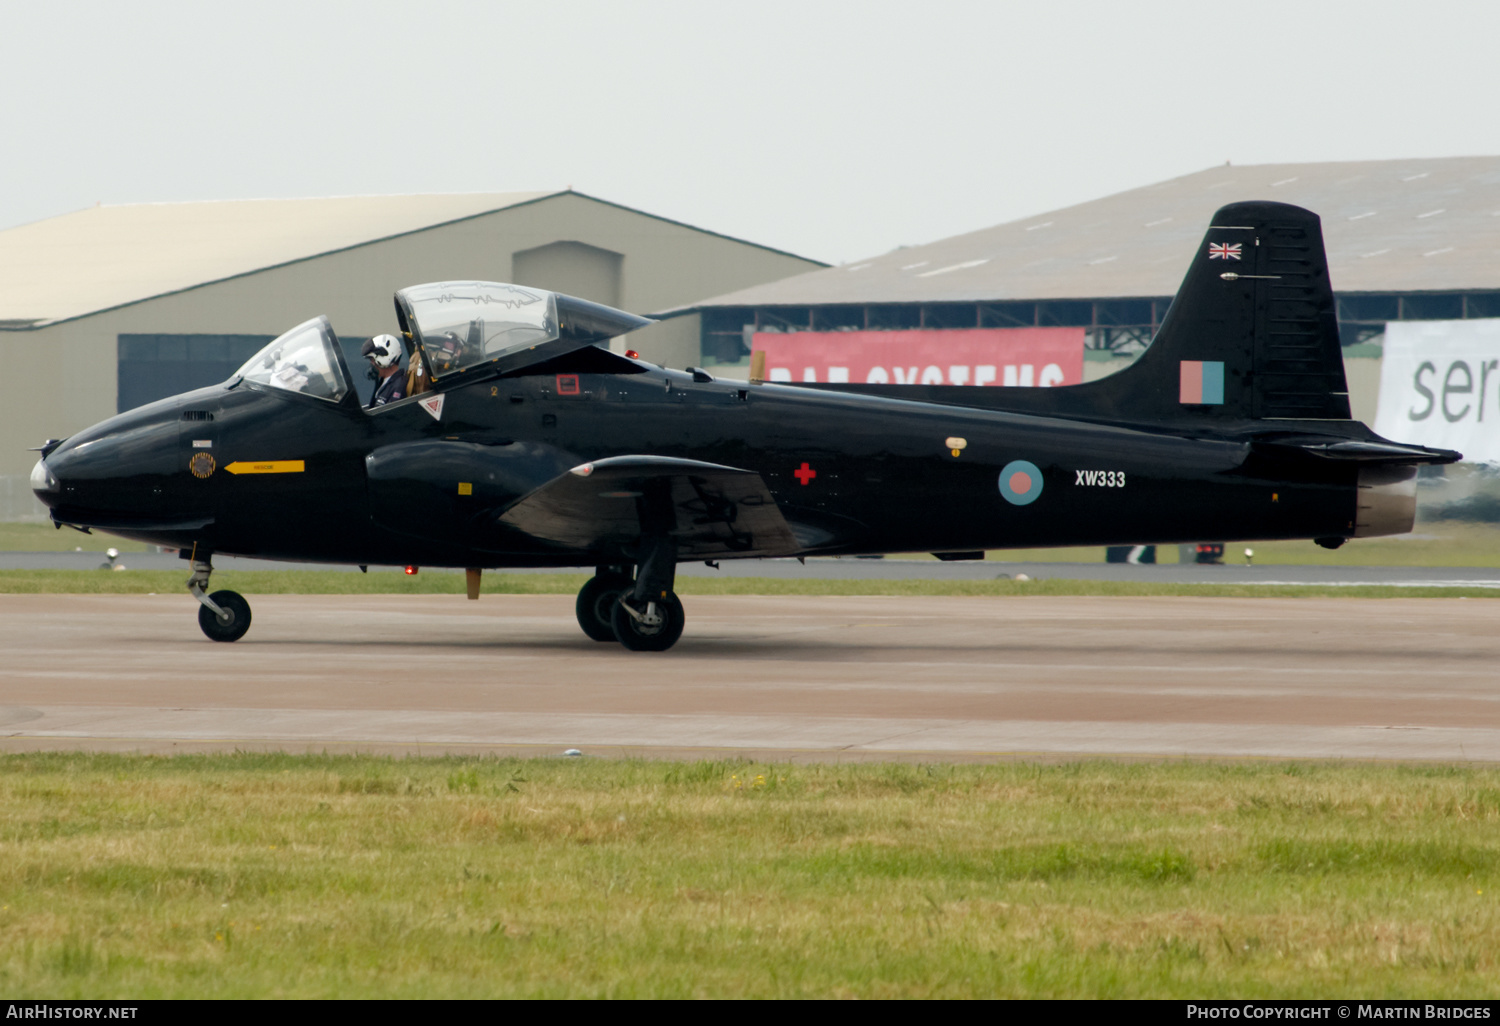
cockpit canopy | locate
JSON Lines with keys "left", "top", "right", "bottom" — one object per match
{"left": 233, "top": 283, "right": 654, "bottom": 404}
{"left": 395, "top": 281, "right": 653, "bottom": 384}
{"left": 397, "top": 282, "right": 559, "bottom": 379}
{"left": 234, "top": 316, "right": 350, "bottom": 403}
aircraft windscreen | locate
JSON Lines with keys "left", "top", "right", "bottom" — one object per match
{"left": 402, "top": 282, "right": 559, "bottom": 379}
{"left": 235, "top": 316, "right": 350, "bottom": 402}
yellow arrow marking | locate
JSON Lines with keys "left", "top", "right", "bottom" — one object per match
{"left": 224, "top": 460, "right": 305, "bottom": 475}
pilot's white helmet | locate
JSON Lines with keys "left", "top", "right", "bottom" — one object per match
{"left": 361, "top": 334, "right": 402, "bottom": 369}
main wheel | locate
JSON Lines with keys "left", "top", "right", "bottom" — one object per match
{"left": 611, "top": 592, "right": 685, "bottom": 652}
{"left": 197, "top": 589, "right": 251, "bottom": 643}
{"left": 575, "top": 573, "right": 632, "bottom": 642}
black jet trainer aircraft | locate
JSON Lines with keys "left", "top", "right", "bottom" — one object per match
{"left": 30, "top": 201, "right": 1459, "bottom": 650}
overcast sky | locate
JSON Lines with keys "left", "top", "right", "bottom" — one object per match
{"left": 3, "top": 1, "right": 1497, "bottom": 264}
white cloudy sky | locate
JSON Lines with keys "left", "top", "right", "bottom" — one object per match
{"left": 3, "top": 0, "right": 1497, "bottom": 264}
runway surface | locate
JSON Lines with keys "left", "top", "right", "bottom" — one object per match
{"left": 2, "top": 593, "right": 1497, "bottom": 763}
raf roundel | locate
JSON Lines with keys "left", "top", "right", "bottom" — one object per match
{"left": 188, "top": 452, "right": 216, "bottom": 479}
{"left": 998, "top": 460, "right": 1043, "bottom": 506}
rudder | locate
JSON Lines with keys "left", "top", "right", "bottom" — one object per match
{"left": 1125, "top": 200, "right": 1350, "bottom": 422}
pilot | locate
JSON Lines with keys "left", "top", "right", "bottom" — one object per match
{"left": 361, "top": 334, "right": 408, "bottom": 407}
{"left": 425, "top": 331, "right": 465, "bottom": 375}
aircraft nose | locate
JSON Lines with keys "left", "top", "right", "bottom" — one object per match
{"left": 35, "top": 408, "right": 182, "bottom": 524}
{"left": 30, "top": 457, "right": 61, "bottom": 505}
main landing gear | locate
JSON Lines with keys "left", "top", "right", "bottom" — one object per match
{"left": 575, "top": 568, "right": 632, "bottom": 642}
{"left": 187, "top": 553, "right": 252, "bottom": 643}
{"left": 574, "top": 538, "right": 685, "bottom": 651}
{"left": 611, "top": 590, "right": 684, "bottom": 652}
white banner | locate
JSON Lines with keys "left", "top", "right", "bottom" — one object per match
{"left": 1374, "top": 319, "right": 1500, "bottom": 464}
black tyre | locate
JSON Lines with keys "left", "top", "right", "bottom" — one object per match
{"left": 576, "top": 574, "right": 632, "bottom": 642}
{"left": 197, "top": 589, "right": 251, "bottom": 643}
{"left": 610, "top": 592, "right": 685, "bottom": 652}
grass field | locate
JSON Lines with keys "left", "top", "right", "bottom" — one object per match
{"left": 0, "top": 754, "right": 1495, "bottom": 998}
{"left": 2, "top": 568, "right": 1500, "bottom": 599}
{"left": 5, "top": 519, "right": 1500, "bottom": 565}
{"left": 0, "top": 523, "right": 149, "bottom": 553}
{"left": 998, "top": 521, "right": 1500, "bottom": 567}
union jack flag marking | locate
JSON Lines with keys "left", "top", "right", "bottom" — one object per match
{"left": 1208, "top": 242, "right": 1242, "bottom": 261}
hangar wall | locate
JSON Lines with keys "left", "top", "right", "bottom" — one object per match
{"left": 513, "top": 241, "right": 623, "bottom": 308}
{"left": 0, "top": 192, "right": 820, "bottom": 517}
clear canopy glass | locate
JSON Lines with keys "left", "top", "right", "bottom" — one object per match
{"left": 234, "top": 316, "right": 349, "bottom": 402}
{"left": 402, "top": 282, "right": 559, "bottom": 378}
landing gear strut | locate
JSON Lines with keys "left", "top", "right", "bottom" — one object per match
{"left": 187, "top": 554, "right": 252, "bottom": 643}
{"left": 612, "top": 536, "right": 684, "bottom": 652}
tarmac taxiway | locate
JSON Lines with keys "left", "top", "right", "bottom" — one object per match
{"left": 1, "top": 592, "right": 1497, "bottom": 763}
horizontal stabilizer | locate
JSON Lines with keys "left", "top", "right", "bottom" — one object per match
{"left": 1258, "top": 438, "right": 1461, "bottom": 465}
{"left": 499, "top": 455, "right": 799, "bottom": 558}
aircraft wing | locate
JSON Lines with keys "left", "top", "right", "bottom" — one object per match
{"left": 497, "top": 455, "right": 800, "bottom": 558}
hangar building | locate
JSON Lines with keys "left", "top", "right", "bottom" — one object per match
{"left": 675, "top": 156, "right": 1500, "bottom": 427}
{"left": 0, "top": 190, "right": 822, "bottom": 517}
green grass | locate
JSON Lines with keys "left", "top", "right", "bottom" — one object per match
{"left": 980, "top": 521, "right": 1500, "bottom": 567}
{"left": 1, "top": 569, "right": 1499, "bottom": 599}
{"left": 0, "top": 754, "right": 1495, "bottom": 998}
{"left": 1171, "top": 521, "right": 1500, "bottom": 568}
{"left": 7, "top": 519, "right": 1500, "bottom": 565}
{"left": 0, "top": 569, "right": 590, "bottom": 596}
{"left": 0, "top": 522, "right": 149, "bottom": 553}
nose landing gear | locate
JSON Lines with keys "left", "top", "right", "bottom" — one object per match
{"left": 187, "top": 554, "right": 252, "bottom": 642}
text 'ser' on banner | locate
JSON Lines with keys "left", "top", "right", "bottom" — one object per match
{"left": 750, "top": 328, "right": 1085, "bottom": 387}
{"left": 1375, "top": 318, "right": 1500, "bottom": 464}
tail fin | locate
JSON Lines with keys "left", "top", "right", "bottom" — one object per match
{"left": 803, "top": 200, "right": 1352, "bottom": 426}
{"left": 1109, "top": 200, "right": 1350, "bottom": 422}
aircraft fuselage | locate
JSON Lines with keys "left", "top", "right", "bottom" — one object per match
{"left": 39, "top": 364, "right": 1356, "bottom": 568}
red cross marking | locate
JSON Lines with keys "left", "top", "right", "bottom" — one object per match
{"left": 794, "top": 462, "right": 817, "bottom": 486}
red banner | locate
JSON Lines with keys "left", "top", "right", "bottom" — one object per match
{"left": 751, "top": 327, "right": 1084, "bottom": 387}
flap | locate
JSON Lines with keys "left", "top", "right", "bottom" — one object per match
{"left": 498, "top": 455, "right": 799, "bottom": 558}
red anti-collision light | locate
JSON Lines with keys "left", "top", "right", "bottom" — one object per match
{"left": 404, "top": 565, "right": 418, "bottom": 575}
{"left": 625, "top": 350, "right": 639, "bottom": 359}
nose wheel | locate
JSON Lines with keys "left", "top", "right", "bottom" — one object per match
{"left": 197, "top": 590, "right": 252, "bottom": 642}
{"left": 187, "top": 554, "right": 252, "bottom": 642}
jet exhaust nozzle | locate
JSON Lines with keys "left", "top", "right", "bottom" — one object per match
{"left": 1352, "top": 465, "right": 1418, "bottom": 538}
